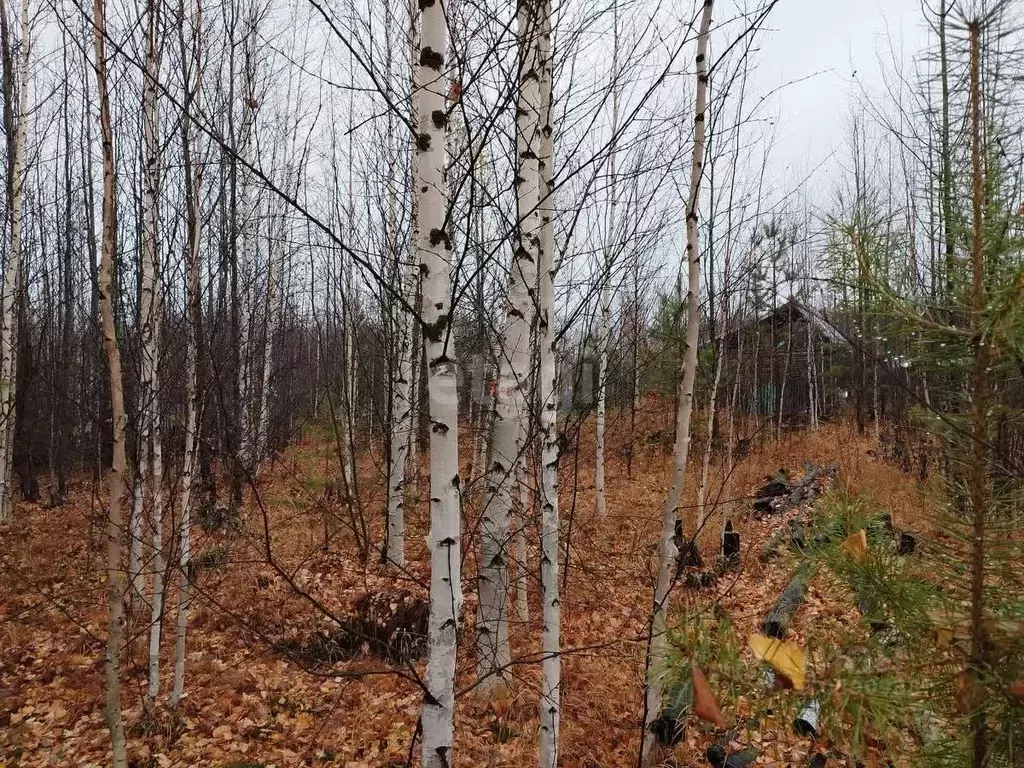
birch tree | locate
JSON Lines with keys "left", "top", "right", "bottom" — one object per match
{"left": 478, "top": 0, "right": 543, "bottom": 692}
{"left": 594, "top": 0, "right": 619, "bottom": 518}
{"left": 0, "top": 0, "right": 28, "bottom": 525}
{"left": 416, "top": 0, "right": 462, "bottom": 760}
{"left": 139, "top": 0, "right": 167, "bottom": 700}
{"left": 91, "top": 0, "right": 128, "bottom": 758}
{"left": 385, "top": 0, "right": 419, "bottom": 568}
{"left": 642, "top": 0, "right": 713, "bottom": 760}
{"left": 536, "top": 0, "right": 559, "bottom": 761}
{"left": 171, "top": 0, "right": 203, "bottom": 707}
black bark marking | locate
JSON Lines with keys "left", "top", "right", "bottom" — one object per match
{"left": 416, "top": 132, "right": 431, "bottom": 151}
{"left": 431, "top": 109, "right": 447, "bottom": 128}
{"left": 431, "top": 420, "right": 449, "bottom": 436}
{"left": 420, "top": 46, "right": 444, "bottom": 70}
{"left": 429, "top": 227, "right": 451, "bottom": 249}
{"left": 421, "top": 312, "right": 450, "bottom": 343}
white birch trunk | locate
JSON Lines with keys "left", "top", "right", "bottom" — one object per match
{"left": 172, "top": 2, "right": 203, "bottom": 704}
{"left": 341, "top": 70, "right": 358, "bottom": 492}
{"left": 594, "top": 3, "right": 619, "bottom": 518}
{"left": 513, "top": 457, "right": 529, "bottom": 623}
{"left": 386, "top": 9, "right": 417, "bottom": 564}
{"left": 129, "top": 476, "right": 143, "bottom": 604}
{"left": 873, "top": 341, "right": 881, "bottom": 442}
{"left": 478, "top": 0, "right": 542, "bottom": 691}
{"left": 807, "top": 313, "right": 817, "bottom": 430}
{"left": 407, "top": 51, "right": 423, "bottom": 483}
{"left": 139, "top": 0, "right": 165, "bottom": 699}
{"left": 696, "top": 294, "right": 727, "bottom": 532}
{"left": 386, "top": 258, "right": 413, "bottom": 566}
{"left": 256, "top": 195, "right": 285, "bottom": 462}
{"left": 236, "top": 87, "right": 258, "bottom": 471}
{"left": 473, "top": 362, "right": 494, "bottom": 485}
{"left": 537, "top": 3, "right": 559, "bottom": 761}
{"left": 642, "top": 2, "right": 713, "bottom": 760}
{"left": 417, "top": 0, "right": 462, "bottom": 762}
{"left": 2, "top": 264, "right": 18, "bottom": 520}
{"left": 0, "top": 0, "right": 28, "bottom": 525}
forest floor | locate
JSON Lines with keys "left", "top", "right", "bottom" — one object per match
{"left": 0, "top": 403, "right": 937, "bottom": 768}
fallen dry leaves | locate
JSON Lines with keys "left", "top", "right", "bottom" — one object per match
{"left": 0, "top": 406, "right": 934, "bottom": 767}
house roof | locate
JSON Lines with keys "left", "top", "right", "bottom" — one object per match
{"left": 731, "top": 297, "right": 848, "bottom": 345}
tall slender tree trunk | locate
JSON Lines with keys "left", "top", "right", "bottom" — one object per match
{"left": 595, "top": 0, "right": 619, "bottom": 518}
{"left": 513, "top": 457, "right": 529, "bottom": 623}
{"left": 642, "top": 2, "right": 713, "bottom": 762}
{"left": 0, "top": 0, "right": 28, "bottom": 525}
{"left": 256, "top": 195, "right": 284, "bottom": 461}
{"left": 386, "top": 0, "right": 420, "bottom": 568}
{"left": 776, "top": 310, "right": 793, "bottom": 441}
{"left": 478, "top": 0, "right": 542, "bottom": 693}
{"left": 938, "top": 0, "right": 955, "bottom": 299}
{"left": 235, "top": 53, "right": 258, "bottom": 479}
{"left": 172, "top": 0, "right": 203, "bottom": 706}
{"left": 91, "top": 0, "right": 128, "bottom": 758}
{"left": 696, "top": 284, "right": 727, "bottom": 532}
{"left": 965, "top": 23, "right": 989, "bottom": 768}
{"left": 416, "top": 0, "right": 462, "bottom": 761}
{"left": 129, "top": 475, "right": 143, "bottom": 604}
{"left": 536, "top": 2, "right": 559, "bottom": 761}
{"left": 139, "top": 0, "right": 166, "bottom": 700}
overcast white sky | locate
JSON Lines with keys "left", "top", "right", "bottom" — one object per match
{"left": 752, "top": 0, "right": 931, "bottom": 190}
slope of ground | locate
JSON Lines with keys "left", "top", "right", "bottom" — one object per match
{"left": 0, "top": 407, "right": 935, "bottom": 767}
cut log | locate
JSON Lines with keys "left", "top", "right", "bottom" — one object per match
{"left": 725, "top": 750, "right": 758, "bottom": 768}
{"left": 793, "top": 699, "right": 820, "bottom": 738}
{"left": 759, "top": 528, "right": 788, "bottom": 562}
{"left": 707, "top": 745, "right": 759, "bottom": 768}
{"left": 757, "top": 476, "right": 791, "bottom": 498}
{"left": 752, "top": 463, "right": 835, "bottom": 517}
{"left": 897, "top": 531, "right": 917, "bottom": 555}
{"left": 759, "top": 520, "right": 805, "bottom": 562}
{"left": 706, "top": 743, "right": 727, "bottom": 767}
{"left": 722, "top": 520, "right": 740, "bottom": 564}
{"left": 760, "top": 569, "right": 809, "bottom": 638}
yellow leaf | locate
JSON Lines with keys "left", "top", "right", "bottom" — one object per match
{"left": 295, "top": 712, "right": 313, "bottom": 731}
{"left": 748, "top": 633, "right": 806, "bottom": 690}
{"left": 840, "top": 529, "right": 868, "bottom": 561}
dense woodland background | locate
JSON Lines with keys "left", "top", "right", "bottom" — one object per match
{"left": 1, "top": 0, "right": 1023, "bottom": 765}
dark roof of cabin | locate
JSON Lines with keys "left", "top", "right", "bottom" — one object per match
{"left": 730, "top": 297, "right": 847, "bottom": 345}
